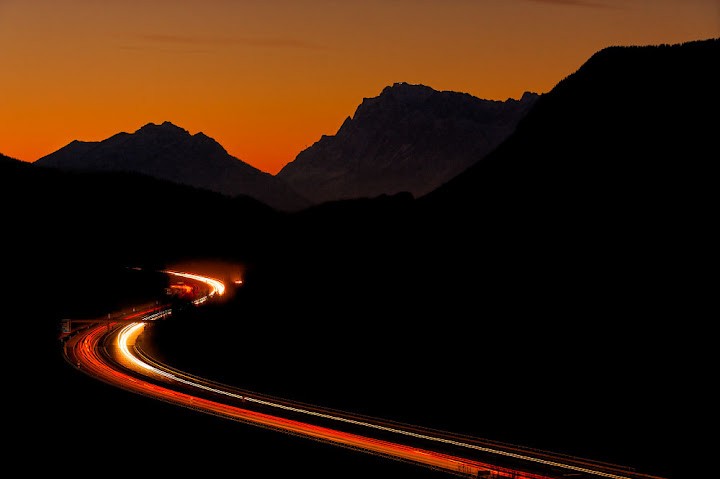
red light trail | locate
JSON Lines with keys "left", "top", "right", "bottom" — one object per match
{"left": 61, "top": 270, "right": 665, "bottom": 479}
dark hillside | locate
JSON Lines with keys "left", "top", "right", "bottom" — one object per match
{"left": 141, "top": 40, "right": 720, "bottom": 479}
{"left": 2, "top": 159, "right": 282, "bottom": 322}
{"left": 420, "top": 38, "right": 719, "bottom": 316}
{"left": 3, "top": 158, "right": 451, "bottom": 478}
{"left": 426, "top": 39, "right": 718, "bottom": 211}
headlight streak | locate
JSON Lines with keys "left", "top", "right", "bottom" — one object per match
{"left": 111, "top": 273, "right": 634, "bottom": 479}
{"left": 162, "top": 270, "right": 225, "bottom": 299}
{"left": 125, "top": 340, "right": 633, "bottom": 479}
{"left": 76, "top": 322, "right": 495, "bottom": 478}
{"left": 68, "top": 269, "right": 649, "bottom": 479}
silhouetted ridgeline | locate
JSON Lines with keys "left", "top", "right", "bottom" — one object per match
{"left": 419, "top": 37, "right": 718, "bottom": 313}
{"left": 1, "top": 152, "right": 20, "bottom": 163}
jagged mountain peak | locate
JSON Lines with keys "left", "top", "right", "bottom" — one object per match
{"left": 135, "top": 121, "right": 191, "bottom": 136}
{"left": 277, "top": 83, "right": 539, "bottom": 204}
{"left": 355, "top": 83, "right": 455, "bottom": 117}
{"left": 380, "top": 82, "right": 437, "bottom": 98}
{"left": 34, "top": 121, "right": 310, "bottom": 211}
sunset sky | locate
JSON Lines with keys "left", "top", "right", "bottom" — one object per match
{"left": 1, "top": 1, "right": 717, "bottom": 174}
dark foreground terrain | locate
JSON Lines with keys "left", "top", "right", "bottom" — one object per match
{"left": 10, "top": 264, "right": 675, "bottom": 479}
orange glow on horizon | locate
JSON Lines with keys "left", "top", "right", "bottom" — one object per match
{"left": 1, "top": 0, "right": 717, "bottom": 174}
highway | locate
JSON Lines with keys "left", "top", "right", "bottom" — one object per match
{"left": 61, "top": 270, "right": 666, "bottom": 479}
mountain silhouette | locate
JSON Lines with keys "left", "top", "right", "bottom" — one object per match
{"left": 422, "top": 38, "right": 718, "bottom": 212}
{"left": 420, "top": 37, "right": 718, "bottom": 245}
{"left": 416, "top": 37, "right": 719, "bottom": 324}
{"left": 34, "top": 121, "right": 310, "bottom": 212}
{"left": 276, "top": 83, "right": 538, "bottom": 204}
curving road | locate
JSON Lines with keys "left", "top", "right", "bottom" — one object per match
{"left": 61, "top": 270, "right": 665, "bottom": 479}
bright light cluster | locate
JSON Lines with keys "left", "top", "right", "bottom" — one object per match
{"left": 163, "top": 270, "right": 226, "bottom": 297}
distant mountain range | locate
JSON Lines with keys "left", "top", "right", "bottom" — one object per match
{"left": 34, "top": 122, "right": 311, "bottom": 212}
{"left": 33, "top": 86, "right": 538, "bottom": 211}
{"left": 276, "top": 83, "right": 538, "bottom": 204}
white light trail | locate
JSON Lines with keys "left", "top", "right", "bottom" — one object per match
{"left": 113, "top": 269, "right": 634, "bottom": 479}
{"left": 163, "top": 270, "right": 226, "bottom": 297}
{"left": 115, "top": 326, "right": 632, "bottom": 479}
